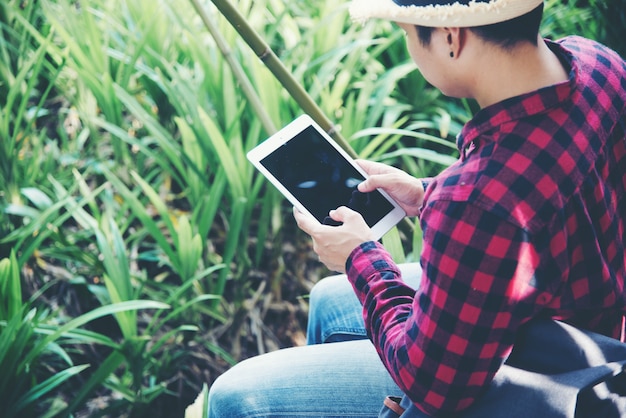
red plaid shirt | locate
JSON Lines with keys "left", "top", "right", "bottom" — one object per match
{"left": 347, "top": 36, "right": 626, "bottom": 415}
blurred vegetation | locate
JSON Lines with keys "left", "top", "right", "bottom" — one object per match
{"left": 0, "top": 0, "right": 622, "bottom": 416}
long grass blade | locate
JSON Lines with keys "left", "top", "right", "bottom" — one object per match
{"left": 0, "top": 250, "right": 21, "bottom": 320}
{"left": 24, "top": 300, "right": 169, "bottom": 367}
{"left": 10, "top": 364, "right": 90, "bottom": 416}
{"left": 62, "top": 350, "right": 126, "bottom": 416}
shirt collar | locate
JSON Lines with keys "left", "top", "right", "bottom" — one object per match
{"left": 456, "top": 39, "right": 576, "bottom": 159}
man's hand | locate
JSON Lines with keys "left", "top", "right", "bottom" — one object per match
{"left": 293, "top": 206, "right": 374, "bottom": 273}
{"left": 356, "top": 159, "right": 425, "bottom": 217}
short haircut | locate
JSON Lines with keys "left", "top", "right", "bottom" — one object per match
{"left": 415, "top": 3, "right": 543, "bottom": 49}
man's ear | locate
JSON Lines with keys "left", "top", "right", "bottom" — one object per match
{"left": 443, "top": 27, "right": 464, "bottom": 58}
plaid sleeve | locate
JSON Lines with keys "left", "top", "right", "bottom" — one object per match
{"left": 347, "top": 199, "right": 547, "bottom": 415}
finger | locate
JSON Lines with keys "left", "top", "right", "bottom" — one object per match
{"left": 357, "top": 178, "right": 373, "bottom": 193}
{"left": 355, "top": 159, "right": 374, "bottom": 171}
{"left": 356, "top": 159, "right": 389, "bottom": 175}
{"left": 357, "top": 173, "right": 395, "bottom": 193}
{"left": 293, "top": 207, "right": 319, "bottom": 234}
{"left": 329, "top": 206, "right": 361, "bottom": 223}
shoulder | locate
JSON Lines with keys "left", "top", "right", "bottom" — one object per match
{"left": 554, "top": 36, "right": 624, "bottom": 66}
{"left": 553, "top": 36, "right": 626, "bottom": 98}
{"left": 423, "top": 133, "right": 572, "bottom": 232}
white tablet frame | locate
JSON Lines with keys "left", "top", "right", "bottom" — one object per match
{"left": 247, "top": 114, "right": 406, "bottom": 240}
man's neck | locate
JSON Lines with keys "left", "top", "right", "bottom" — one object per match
{"left": 470, "top": 36, "right": 569, "bottom": 108}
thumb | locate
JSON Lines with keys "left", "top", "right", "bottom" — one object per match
{"left": 357, "top": 177, "right": 378, "bottom": 193}
{"left": 358, "top": 174, "right": 391, "bottom": 193}
{"left": 329, "top": 206, "right": 361, "bottom": 222}
{"left": 293, "top": 206, "right": 319, "bottom": 235}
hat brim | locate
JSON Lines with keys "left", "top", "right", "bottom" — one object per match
{"left": 349, "top": 0, "right": 543, "bottom": 27}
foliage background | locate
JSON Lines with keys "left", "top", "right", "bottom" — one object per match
{"left": 0, "top": 0, "right": 623, "bottom": 416}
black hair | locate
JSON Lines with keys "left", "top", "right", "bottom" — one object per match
{"left": 415, "top": 3, "right": 544, "bottom": 49}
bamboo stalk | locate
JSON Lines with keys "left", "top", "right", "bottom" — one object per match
{"left": 192, "top": 0, "right": 414, "bottom": 235}
{"left": 189, "top": 0, "right": 277, "bottom": 136}
{"left": 192, "top": 0, "right": 357, "bottom": 158}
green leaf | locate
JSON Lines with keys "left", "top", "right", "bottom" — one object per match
{"left": 101, "top": 168, "right": 179, "bottom": 269}
{"left": 382, "top": 227, "right": 406, "bottom": 264}
{"left": 10, "top": 364, "right": 89, "bottom": 416}
{"left": 20, "top": 187, "right": 53, "bottom": 210}
{"left": 197, "top": 107, "right": 245, "bottom": 198}
{"left": 63, "top": 351, "right": 126, "bottom": 416}
{"left": 25, "top": 300, "right": 169, "bottom": 366}
{"left": 176, "top": 215, "right": 203, "bottom": 282}
{"left": 0, "top": 250, "right": 22, "bottom": 321}
{"left": 381, "top": 148, "right": 458, "bottom": 168}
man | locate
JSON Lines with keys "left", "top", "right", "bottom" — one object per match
{"left": 207, "top": 0, "right": 626, "bottom": 416}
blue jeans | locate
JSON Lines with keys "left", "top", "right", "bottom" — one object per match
{"left": 207, "top": 264, "right": 422, "bottom": 418}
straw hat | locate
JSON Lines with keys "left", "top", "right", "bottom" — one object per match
{"left": 349, "top": 0, "right": 543, "bottom": 27}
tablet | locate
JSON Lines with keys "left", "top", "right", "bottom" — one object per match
{"left": 247, "top": 114, "right": 406, "bottom": 240}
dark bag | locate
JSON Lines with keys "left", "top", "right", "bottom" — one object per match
{"left": 379, "top": 320, "right": 626, "bottom": 417}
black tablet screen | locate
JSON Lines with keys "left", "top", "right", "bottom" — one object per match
{"left": 260, "top": 126, "right": 394, "bottom": 227}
